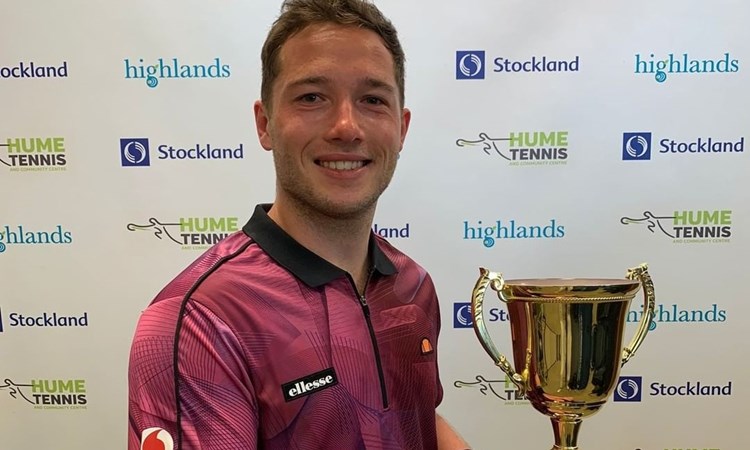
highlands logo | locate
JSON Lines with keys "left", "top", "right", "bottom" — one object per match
{"left": 621, "top": 210, "right": 732, "bottom": 244}
{"left": 124, "top": 57, "right": 231, "bottom": 88}
{"left": 456, "top": 50, "right": 579, "bottom": 80}
{"left": 622, "top": 132, "right": 744, "bottom": 160}
{"left": 453, "top": 302, "right": 509, "bottom": 328}
{"left": 634, "top": 52, "right": 739, "bottom": 83}
{"left": 0, "top": 61, "right": 68, "bottom": 79}
{"left": 0, "top": 378, "right": 88, "bottom": 410}
{"left": 464, "top": 219, "right": 565, "bottom": 248}
{"left": 127, "top": 216, "right": 239, "bottom": 250}
{"left": 456, "top": 131, "right": 569, "bottom": 166}
{"left": 627, "top": 303, "right": 726, "bottom": 331}
{"left": 454, "top": 375, "right": 528, "bottom": 405}
{"left": 120, "top": 138, "right": 244, "bottom": 166}
{"left": 0, "top": 137, "right": 67, "bottom": 172}
{"left": 0, "top": 225, "right": 73, "bottom": 253}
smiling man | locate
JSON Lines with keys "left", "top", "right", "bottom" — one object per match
{"left": 128, "top": 1, "right": 469, "bottom": 449}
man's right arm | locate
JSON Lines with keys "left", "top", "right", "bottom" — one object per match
{"left": 128, "top": 298, "right": 259, "bottom": 450}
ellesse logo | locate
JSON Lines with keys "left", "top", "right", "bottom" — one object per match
{"left": 282, "top": 367, "right": 338, "bottom": 402}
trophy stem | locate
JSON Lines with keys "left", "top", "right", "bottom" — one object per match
{"left": 550, "top": 417, "right": 582, "bottom": 450}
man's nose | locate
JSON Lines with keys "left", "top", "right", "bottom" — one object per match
{"left": 326, "top": 100, "right": 363, "bottom": 143}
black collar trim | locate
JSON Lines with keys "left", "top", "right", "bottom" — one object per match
{"left": 242, "top": 204, "right": 397, "bottom": 288}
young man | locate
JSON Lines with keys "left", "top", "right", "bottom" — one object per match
{"left": 128, "top": 1, "right": 469, "bottom": 448}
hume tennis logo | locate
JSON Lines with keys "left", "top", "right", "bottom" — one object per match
{"left": 620, "top": 209, "right": 732, "bottom": 244}
{"left": 456, "top": 131, "right": 569, "bottom": 166}
{"left": 124, "top": 57, "right": 231, "bottom": 88}
{"left": 127, "top": 216, "right": 239, "bottom": 250}
{"left": 0, "top": 137, "right": 67, "bottom": 172}
{"left": 0, "top": 378, "right": 88, "bottom": 410}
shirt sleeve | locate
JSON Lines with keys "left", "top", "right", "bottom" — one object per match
{"left": 128, "top": 297, "right": 258, "bottom": 450}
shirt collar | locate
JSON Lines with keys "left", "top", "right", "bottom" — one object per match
{"left": 242, "top": 204, "right": 397, "bottom": 288}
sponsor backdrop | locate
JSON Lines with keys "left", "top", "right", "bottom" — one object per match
{"left": 0, "top": 0, "right": 746, "bottom": 449}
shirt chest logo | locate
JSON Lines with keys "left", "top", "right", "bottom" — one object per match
{"left": 282, "top": 367, "right": 338, "bottom": 402}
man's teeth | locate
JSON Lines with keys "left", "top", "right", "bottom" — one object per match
{"left": 319, "top": 160, "right": 365, "bottom": 170}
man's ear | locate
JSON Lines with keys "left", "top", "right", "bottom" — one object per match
{"left": 254, "top": 100, "right": 273, "bottom": 151}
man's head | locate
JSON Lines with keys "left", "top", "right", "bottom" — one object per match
{"left": 261, "top": 0, "right": 406, "bottom": 112}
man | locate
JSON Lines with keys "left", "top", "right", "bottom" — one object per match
{"left": 128, "top": 1, "right": 469, "bottom": 449}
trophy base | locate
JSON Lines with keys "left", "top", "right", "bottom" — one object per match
{"left": 550, "top": 417, "right": 582, "bottom": 450}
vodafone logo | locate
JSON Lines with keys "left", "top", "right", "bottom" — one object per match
{"left": 141, "top": 427, "right": 174, "bottom": 450}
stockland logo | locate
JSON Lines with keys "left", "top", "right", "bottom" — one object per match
{"left": 124, "top": 57, "right": 231, "bottom": 88}
{"left": 456, "top": 131, "right": 569, "bottom": 166}
{"left": 0, "top": 137, "right": 67, "bottom": 172}
{"left": 127, "top": 216, "right": 239, "bottom": 250}
{"left": 456, "top": 50, "right": 579, "bottom": 80}
{"left": 453, "top": 302, "right": 509, "bottom": 328}
{"left": 0, "top": 307, "right": 89, "bottom": 332}
{"left": 453, "top": 374, "right": 527, "bottom": 405}
{"left": 614, "top": 376, "right": 642, "bottom": 402}
{"left": 621, "top": 209, "right": 732, "bottom": 244}
{"left": 614, "top": 375, "right": 733, "bottom": 401}
{"left": 464, "top": 218, "right": 565, "bottom": 248}
{"left": 372, "top": 223, "right": 410, "bottom": 239}
{"left": 0, "top": 225, "right": 73, "bottom": 253}
{"left": 622, "top": 131, "right": 744, "bottom": 161}
{"left": 120, "top": 137, "right": 244, "bottom": 167}
{"left": 456, "top": 51, "right": 485, "bottom": 79}
{"left": 634, "top": 52, "right": 739, "bottom": 83}
{"left": 627, "top": 303, "right": 726, "bottom": 331}
{"left": 622, "top": 132, "right": 651, "bottom": 160}
{"left": 0, "top": 61, "right": 68, "bottom": 79}
{"left": 0, "top": 378, "right": 88, "bottom": 410}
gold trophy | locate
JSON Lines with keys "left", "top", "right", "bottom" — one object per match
{"left": 471, "top": 264, "right": 655, "bottom": 450}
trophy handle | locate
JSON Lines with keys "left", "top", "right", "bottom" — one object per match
{"left": 621, "top": 263, "right": 656, "bottom": 366}
{"left": 471, "top": 267, "right": 525, "bottom": 390}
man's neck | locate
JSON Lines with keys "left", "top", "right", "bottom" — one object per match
{"left": 267, "top": 199, "right": 375, "bottom": 294}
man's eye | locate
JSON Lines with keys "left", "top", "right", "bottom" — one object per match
{"left": 299, "top": 93, "right": 320, "bottom": 102}
{"left": 364, "top": 96, "right": 385, "bottom": 105}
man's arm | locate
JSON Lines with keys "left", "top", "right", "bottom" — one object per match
{"left": 436, "top": 412, "right": 471, "bottom": 449}
{"left": 128, "top": 299, "right": 259, "bottom": 449}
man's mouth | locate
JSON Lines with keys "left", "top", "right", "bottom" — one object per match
{"left": 317, "top": 160, "right": 369, "bottom": 171}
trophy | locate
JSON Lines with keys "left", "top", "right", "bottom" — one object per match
{"left": 471, "top": 264, "right": 655, "bottom": 450}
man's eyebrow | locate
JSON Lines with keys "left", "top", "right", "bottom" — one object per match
{"left": 285, "top": 76, "right": 396, "bottom": 93}
{"left": 362, "top": 77, "right": 396, "bottom": 93}
{"left": 287, "top": 76, "right": 330, "bottom": 89}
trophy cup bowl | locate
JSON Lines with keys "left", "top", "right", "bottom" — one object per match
{"left": 471, "top": 264, "right": 655, "bottom": 450}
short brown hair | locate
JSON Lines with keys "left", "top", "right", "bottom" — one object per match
{"left": 260, "top": 0, "right": 406, "bottom": 110}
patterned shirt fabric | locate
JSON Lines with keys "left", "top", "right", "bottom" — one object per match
{"left": 128, "top": 204, "right": 443, "bottom": 450}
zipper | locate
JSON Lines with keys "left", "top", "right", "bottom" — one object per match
{"left": 350, "top": 269, "right": 389, "bottom": 409}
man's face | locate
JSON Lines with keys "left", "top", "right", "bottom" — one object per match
{"left": 254, "top": 23, "right": 410, "bottom": 220}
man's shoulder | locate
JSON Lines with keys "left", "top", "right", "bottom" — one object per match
{"left": 373, "top": 234, "right": 424, "bottom": 270}
{"left": 150, "top": 230, "right": 259, "bottom": 305}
